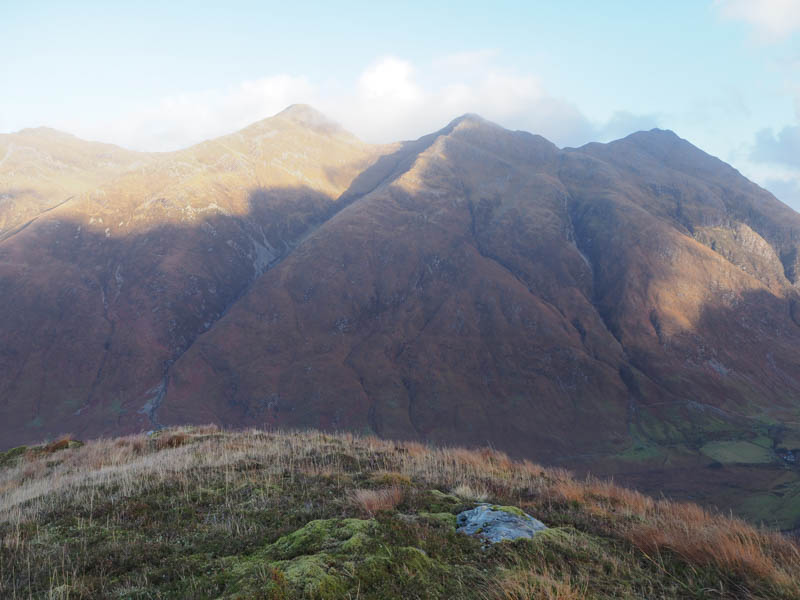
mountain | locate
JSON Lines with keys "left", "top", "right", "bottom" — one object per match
{"left": 3, "top": 426, "right": 799, "bottom": 598}
{"left": 0, "top": 127, "right": 151, "bottom": 235}
{"left": 0, "top": 104, "right": 386, "bottom": 442}
{"left": 3, "top": 108, "right": 800, "bottom": 528}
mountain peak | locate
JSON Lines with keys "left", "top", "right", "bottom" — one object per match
{"left": 452, "top": 113, "right": 487, "bottom": 124}
{"left": 608, "top": 127, "right": 736, "bottom": 176}
{"left": 446, "top": 113, "right": 496, "bottom": 131}
{"left": 275, "top": 104, "right": 342, "bottom": 133}
{"left": 624, "top": 128, "right": 681, "bottom": 145}
{"left": 641, "top": 127, "right": 678, "bottom": 137}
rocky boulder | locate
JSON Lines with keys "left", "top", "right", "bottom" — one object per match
{"left": 456, "top": 504, "right": 546, "bottom": 543}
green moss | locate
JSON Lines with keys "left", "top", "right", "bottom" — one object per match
{"left": 219, "top": 561, "right": 291, "bottom": 599}
{"left": 275, "top": 554, "right": 349, "bottom": 598}
{"left": 0, "top": 445, "right": 27, "bottom": 467}
{"left": 236, "top": 514, "right": 485, "bottom": 599}
{"left": 354, "top": 546, "right": 452, "bottom": 592}
{"left": 490, "top": 504, "right": 527, "bottom": 518}
{"left": 266, "top": 518, "right": 377, "bottom": 560}
{"left": 419, "top": 512, "right": 457, "bottom": 528}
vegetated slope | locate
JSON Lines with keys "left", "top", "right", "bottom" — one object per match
{"left": 0, "top": 127, "right": 151, "bottom": 235}
{"left": 162, "top": 116, "right": 631, "bottom": 451}
{"left": 2, "top": 427, "right": 800, "bottom": 599}
{"left": 161, "top": 116, "right": 800, "bottom": 529}
{"left": 0, "top": 105, "right": 387, "bottom": 446}
{"left": 4, "top": 108, "right": 800, "bottom": 529}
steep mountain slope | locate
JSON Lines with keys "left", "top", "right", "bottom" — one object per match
{"left": 0, "top": 105, "right": 387, "bottom": 445}
{"left": 161, "top": 117, "right": 800, "bottom": 527}
{"left": 0, "top": 127, "right": 151, "bottom": 236}
{"left": 161, "top": 116, "right": 632, "bottom": 455}
{"left": 4, "top": 109, "right": 800, "bottom": 527}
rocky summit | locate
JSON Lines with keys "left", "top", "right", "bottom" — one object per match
{"left": 4, "top": 106, "right": 800, "bottom": 528}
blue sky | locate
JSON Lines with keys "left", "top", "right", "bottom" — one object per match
{"left": 3, "top": 1, "right": 800, "bottom": 207}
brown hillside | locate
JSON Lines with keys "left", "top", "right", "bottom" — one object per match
{"left": 3, "top": 109, "right": 800, "bottom": 527}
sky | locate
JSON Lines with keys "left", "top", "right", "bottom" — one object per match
{"left": 3, "top": 0, "right": 800, "bottom": 208}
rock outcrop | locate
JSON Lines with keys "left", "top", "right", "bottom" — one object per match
{"left": 456, "top": 504, "right": 547, "bottom": 543}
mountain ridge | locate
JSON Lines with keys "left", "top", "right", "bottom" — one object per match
{"left": 4, "top": 106, "right": 800, "bottom": 528}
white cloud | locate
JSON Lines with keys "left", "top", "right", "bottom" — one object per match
{"left": 358, "top": 57, "right": 423, "bottom": 105}
{"left": 715, "top": 0, "right": 800, "bottom": 39}
{"left": 61, "top": 53, "right": 657, "bottom": 151}
{"left": 337, "top": 57, "right": 428, "bottom": 142}
{"left": 76, "top": 75, "right": 314, "bottom": 151}
{"left": 326, "top": 55, "right": 597, "bottom": 147}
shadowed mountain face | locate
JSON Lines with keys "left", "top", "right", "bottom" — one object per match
{"left": 4, "top": 107, "right": 800, "bottom": 527}
{"left": 0, "top": 105, "right": 385, "bottom": 442}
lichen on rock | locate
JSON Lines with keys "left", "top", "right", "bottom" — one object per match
{"left": 456, "top": 503, "right": 546, "bottom": 543}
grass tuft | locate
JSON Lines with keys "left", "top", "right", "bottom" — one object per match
{"left": 351, "top": 486, "right": 406, "bottom": 515}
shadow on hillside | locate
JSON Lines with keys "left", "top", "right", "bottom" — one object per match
{"left": 0, "top": 182, "right": 360, "bottom": 449}
{"left": 0, "top": 128, "right": 467, "bottom": 450}
{"left": 4, "top": 168, "right": 800, "bottom": 533}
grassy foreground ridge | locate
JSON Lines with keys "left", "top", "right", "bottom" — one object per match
{"left": 1, "top": 427, "right": 799, "bottom": 599}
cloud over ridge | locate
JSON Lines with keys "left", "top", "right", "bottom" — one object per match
{"left": 66, "top": 53, "right": 660, "bottom": 153}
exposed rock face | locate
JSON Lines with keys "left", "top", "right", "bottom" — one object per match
{"left": 456, "top": 504, "right": 547, "bottom": 543}
{"left": 4, "top": 108, "right": 800, "bottom": 526}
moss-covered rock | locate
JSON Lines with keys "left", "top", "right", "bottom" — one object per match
{"left": 266, "top": 518, "right": 377, "bottom": 560}
{"left": 273, "top": 554, "right": 349, "bottom": 598}
{"left": 490, "top": 504, "right": 527, "bottom": 518}
{"left": 456, "top": 503, "right": 546, "bottom": 543}
{"left": 221, "top": 512, "right": 490, "bottom": 599}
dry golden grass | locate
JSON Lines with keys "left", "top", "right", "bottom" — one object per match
{"left": 153, "top": 431, "right": 191, "bottom": 450}
{"left": 554, "top": 476, "right": 656, "bottom": 518}
{"left": 486, "top": 567, "right": 587, "bottom": 600}
{"left": 547, "top": 473, "right": 800, "bottom": 592}
{"left": 626, "top": 499, "right": 800, "bottom": 589}
{"left": 41, "top": 433, "right": 74, "bottom": 454}
{"left": 451, "top": 483, "right": 490, "bottom": 502}
{"left": 351, "top": 486, "right": 406, "bottom": 515}
{"left": 2, "top": 425, "right": 799, "bottom": 597}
